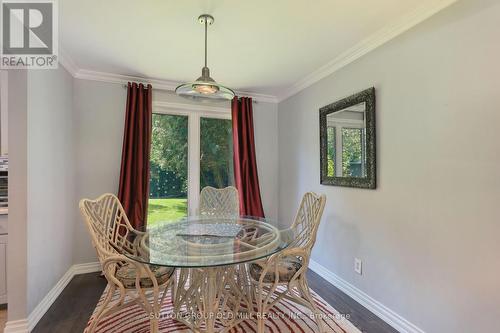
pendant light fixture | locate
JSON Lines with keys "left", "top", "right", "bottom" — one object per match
{"left": 175, "top": 14, "right": 235, "bottom": 101}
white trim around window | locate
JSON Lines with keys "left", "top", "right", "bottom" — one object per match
{"left": 153, "top": 101, "right": 231, "bottom": 215}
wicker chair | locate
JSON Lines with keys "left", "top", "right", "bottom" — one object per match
{"left": 199, "top": 186, "right": 239, "bottom": 218}
{"left": 79, "top": 193, "right": 175, "bottom": 333}
{"left": 250, "top": 192, "right": 327, "bottom": 333}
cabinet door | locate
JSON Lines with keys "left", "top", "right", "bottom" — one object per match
{"left": 0, "top": 235, "right": 6, "bottom": 304}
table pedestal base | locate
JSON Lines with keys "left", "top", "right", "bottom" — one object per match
{"left": 172, "top": 266, "right": 252, "bottom": 333}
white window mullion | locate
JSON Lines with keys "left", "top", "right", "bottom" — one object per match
{"left": 187, "top": 114, "right": 201, "bottom": 216}
{"left": 153, "top": 103, "right": 230, "bottom": 218}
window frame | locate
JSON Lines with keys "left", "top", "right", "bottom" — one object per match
{"left": 327, "top": 119, "right": 366, "bottom": 177}
{"left": 340, "top": 126, "right": 366, "bottom": 177}
{"left": 152, "top": 102, "right": 231, "bottom": 216}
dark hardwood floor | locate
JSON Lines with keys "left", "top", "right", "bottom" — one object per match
{"left": 33, "top": 270, "right": 397, "bottom": 333}
{"left": 306, "top": 270, "right": 397, "bottom": 333}
{"left": 32, "top": 273, "right": 107, "bottom": 333}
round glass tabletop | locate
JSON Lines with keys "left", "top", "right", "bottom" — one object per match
{"left": 124, "top": 216, "right": 294, "bottom": 268}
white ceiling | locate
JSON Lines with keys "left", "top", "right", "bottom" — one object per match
{"left": 60, "top": 0, "right": 454, "bottom": 100}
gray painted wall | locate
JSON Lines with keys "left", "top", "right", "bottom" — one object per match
{"left": 73, "top": 79, "right": 278, "bottom": 264}
{"left": 6, "top": 66, "right": 76, "bottom": 320}
{"left": 26, "top": 67, "right": 76, "bottom": 313}
{"left": 7, "top": 70, "right": 28, "bottom": 321}
{"left": 277, "top": 0, "right": 500, "bottom": 332}
{"left": 72, "top": 79, "right": 127, "bottom": 264}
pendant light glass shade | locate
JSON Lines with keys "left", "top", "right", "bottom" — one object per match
{"left": 176, "top": 67, "right": 235, "bottom": 101}
{"left": 176, "top": 15, "right": 235, "bottom": 101}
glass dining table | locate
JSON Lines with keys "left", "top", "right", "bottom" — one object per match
{"left": 124, "top": 215, "right": 295, "bottom": 333}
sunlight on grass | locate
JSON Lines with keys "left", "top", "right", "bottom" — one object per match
{"left": 147, "top": 198, "right": 187, "bottom": 225}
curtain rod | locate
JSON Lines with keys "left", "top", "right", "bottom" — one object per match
{"left": 122, "top": 84, "right": 258, "bottom": 103}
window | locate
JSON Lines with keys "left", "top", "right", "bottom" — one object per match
{"left": 200, "top": 117, "right": 234, "bottom": 189}
{"left": 148, "top": 107, "right": 232, "bottom": 224}
{"left": 341, "top": 128, "right": 365, "bottom": 177}
{"left": 327, "top": 126, "right": 336, "bottom": 177}
{"left": 149, "top": 114, "right": 188, "bottom": 224}
{"left": 327, "top": 125, "right": 366, "bottom": 178}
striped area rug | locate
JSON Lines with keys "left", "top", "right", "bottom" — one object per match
{"left": 87, "top": 285, "right": 361, "bottom": 333}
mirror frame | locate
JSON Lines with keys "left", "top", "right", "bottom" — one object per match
{"left": 319, "top": 87, "right": 376, "bottom": 189}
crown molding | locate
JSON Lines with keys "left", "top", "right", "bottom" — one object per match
{"left": 75, "top": 69, "right": 180, "bottom": 91}
{"left": 73, "top": 69, "right": 278, "bottom": 103}
{"left": 233, "top": 90, "right": 278, "bottom": 104}
{"left": 58, "top": 47, "right": 78, "bottom": 77}
{"left": 277, "top": 0, "right": 457, "bottom": 102}
{"left": 57, "top": 50, "right": 278, "bottom": 103}
{"left": 58, "top": 0, "right": 455, "bottom": 105}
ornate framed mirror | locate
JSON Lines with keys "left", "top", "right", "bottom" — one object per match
{"left": 319, "top": 88, "right": 376, "bottom": 189}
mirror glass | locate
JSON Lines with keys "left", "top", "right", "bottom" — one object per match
{"left": 325, "top": 102, "right": 366, "bottom": 178}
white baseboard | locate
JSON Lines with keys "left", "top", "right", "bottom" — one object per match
{"left": 309, "top": 259, "right": 425, "bottom": 333}
{"left": 4, "top": 319, "right": 30, "bottom": 333}
{"left": 5, "top": 260, "right": 424, "bottom": 333}
{"left": 5, "top": 261, "right": 101, "bottom": 333}
{"left": 72, "top": 261, "right": 102, "bottom": 275}
{"left": 27, "top": 266, "right": 76, "bottom": 330}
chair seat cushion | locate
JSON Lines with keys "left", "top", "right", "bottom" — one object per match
{"left": 249, "top": 257, "right": 302, "bottom": 283}
{"left": 116, "top": 263, "right": 174, "bottom": 289}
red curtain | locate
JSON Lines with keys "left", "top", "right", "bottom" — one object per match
{"left": 118, "top": 82, "right": 152, "bottom": 229}
{"left": 231, "top": 96, "right": 265, "bottom": 218}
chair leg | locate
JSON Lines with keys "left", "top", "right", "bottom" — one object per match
{"left": 88, "top": 284, "right": 116, "bottom": 333}
{"left": 255, "top": 285, "right": 266, "bottom": 333}
{"left": 149, "top": 316, "right": 159, "bottom": 333}
{"left": 297, "top": 277, "right": 325, "bottom": 333}
{"left": 170, "top": 271, "right": 177, "bottom": 304}
{"left": 257, "top": 316, "right": 266, "bottom": 333}
{"left": 148, "top": 283, "right": 164, "bottom": 333}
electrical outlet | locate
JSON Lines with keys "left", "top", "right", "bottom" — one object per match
{"left": 354, "top": 258, "right": 362, "bottom": 275}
